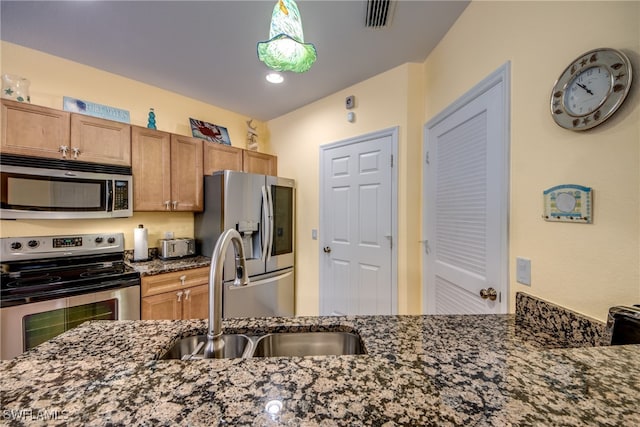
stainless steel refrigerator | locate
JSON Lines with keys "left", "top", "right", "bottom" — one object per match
{"left": 195, "top": 170, "right": 295, "bottom": 318}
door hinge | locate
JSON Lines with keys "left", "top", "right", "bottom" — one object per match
{"left": 425, "top": 151, "right": 430, "bottom": 164}
{"left": 390, "top": 154, "right": 394, "bottom": 168}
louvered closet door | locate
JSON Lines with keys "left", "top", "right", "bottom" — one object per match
{"left": 423, "top": 68, "right": 508, "bottom": 315}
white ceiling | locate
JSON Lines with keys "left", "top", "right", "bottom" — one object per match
{"left": 1, "top": 1, "right": 469, "bottom": 121}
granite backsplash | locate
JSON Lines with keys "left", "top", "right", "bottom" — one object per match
{"left": 515, "top": 292, "right": 607, "bottom": 347}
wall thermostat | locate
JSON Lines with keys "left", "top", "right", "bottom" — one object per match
{"left": 345, "top": 95, "right": 355, "bottom": 109}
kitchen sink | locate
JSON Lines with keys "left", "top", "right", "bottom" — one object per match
{"left": 251, "top": 332, "right": 366, "bottom": 357}
{"left": 161, "top": 334, "right": 252, "bottom": 360}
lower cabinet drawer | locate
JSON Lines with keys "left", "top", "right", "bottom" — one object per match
{"left": 141, "top": 267, "right": 209, "bottom": 297}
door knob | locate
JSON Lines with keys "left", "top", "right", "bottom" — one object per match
{"left": 323, "top": 246, "right": 332, "bottom": 253}
{"left": 479, "top": 287, "right": 497, "bottom": 301}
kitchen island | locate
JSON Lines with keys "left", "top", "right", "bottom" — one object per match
{"left": 1, "top": 296, "right": 639, "bottom": 426}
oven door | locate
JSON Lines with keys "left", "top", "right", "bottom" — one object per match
{"left": 0, "top": 285, "right": 140, "bottom": 359}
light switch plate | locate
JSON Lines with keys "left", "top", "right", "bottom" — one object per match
{"left": 516, "top": 257, "right": 531, "bottom": 286}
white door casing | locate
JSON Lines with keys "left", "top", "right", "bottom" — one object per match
{"left": 319, "top": 127, "right": 398, "bottom": 315}
{"left": 423, "top": 63, "right": 510, "bottom": 315}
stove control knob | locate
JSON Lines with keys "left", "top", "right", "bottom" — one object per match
{"left": 94, "top": 237, "right": 104, "bottom": 244}
{"left": 10, "top": 241, "right": 22, "bottom": 250}
{"left": 107, "top": 237, "right": 116, "bottom": 244}
{"left": 28, "top": 240, "right": 39, "bottom": 248}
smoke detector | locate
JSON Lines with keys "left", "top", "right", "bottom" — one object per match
{"left": 365, "top": 0, "right": 396, "bottom": 28}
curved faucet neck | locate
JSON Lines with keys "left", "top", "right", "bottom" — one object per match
{"left": 207, "top": 229, "right": 250, "bottom": 343}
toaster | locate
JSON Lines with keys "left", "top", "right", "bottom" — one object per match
{"left": 159, "top": 238, "right": 196, "bottom": 260}
{"left": 606, "top": 305, "right": 640, "bottom": 345}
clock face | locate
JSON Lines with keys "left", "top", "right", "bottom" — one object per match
{"left": 564, "top": 66, "right": 611, "bottom": 116}
{"left": 550, "top": 48, "right": 632, "bottom": 131}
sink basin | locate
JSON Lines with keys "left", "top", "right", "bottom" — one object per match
{"left": 252, "top": 332, "right": 366, "bottom": 357}
{"left": 161, "top": 334, "right": 251, "bottom": 359}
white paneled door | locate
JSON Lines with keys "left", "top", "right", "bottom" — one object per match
{"left": 423, "top": 64, "right": 510, "bottom": 315}
{"left": 320, "top": 128, "right": 398, "bottom": 315}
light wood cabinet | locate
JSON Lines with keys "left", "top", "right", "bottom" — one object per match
{"left": 170, "top": 134, "right": 203, "bottom": 211}
{"left": 2, "top": 99, "right": 70, "bottom": 159}
{"left": 203, "top": 143, "right": 278, "bottom": 176}
{"left": 1, "top": 99, "right": 131, "bottom": 166}
{"left": 131, "top": 127, "right": 203, "bottom": 212}
{"left": 243, "top": 150, "right": 277, "bottom": 176}
{"left": 70, "top": 114, "right": 131, "bottom": 166}
{"left": 203, "top": 143, "right": 243, "bottom": 175}
{"left": 141, "top": 267, "right": 209, "bottom": 320}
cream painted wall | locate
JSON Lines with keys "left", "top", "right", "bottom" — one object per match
{"left": 423, "top": 1, "right": 640, "bottom": 321}
{"left": 0, "top": 42, "right": 269, "bottom": 249}
{"left": 268, "top": 64, "right": 424, "bottom": 316}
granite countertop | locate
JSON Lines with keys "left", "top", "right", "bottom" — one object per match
{"left": 1, "top": 314, "right": 639, "bottom": 426}
{"left": 126, "top": 255, "right": 211, "bottom": 277}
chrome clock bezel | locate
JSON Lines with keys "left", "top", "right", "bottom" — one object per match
{"left": 550, "top": 48, "right": 632, "bottom": 131}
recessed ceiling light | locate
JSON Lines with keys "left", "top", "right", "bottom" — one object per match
{"left": 266, "top": 73, "right": 284, "bottom": 84}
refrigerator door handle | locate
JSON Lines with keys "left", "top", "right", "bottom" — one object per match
{"left": 261, "top": 185, "right": 270, "bottom": 263}
{"left": 266, "top": 184, "right": 274, "bottom": 261}
{"left": 228, "top": 270, "right": 293, "bottom": 290}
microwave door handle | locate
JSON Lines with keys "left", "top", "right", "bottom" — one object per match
{"left": 266, "top": 184, "right": 274, "bottom": 261}
{"left": 261, "top": 185, "right": 270, "bottom": 263}
{"left": 106, "top": 180, "right": 113, "bottom": 212}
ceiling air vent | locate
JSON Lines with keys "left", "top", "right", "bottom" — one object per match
{"left": 365, "top": 0, "right": 396, "bottom": 28}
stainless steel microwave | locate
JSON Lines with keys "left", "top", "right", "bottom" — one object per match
{"left": 0, "top": 154, "right": 132, "bottom": 219}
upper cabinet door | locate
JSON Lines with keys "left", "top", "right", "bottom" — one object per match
{"left": 170, "top": 134, "right": 203, "bottom": 211}
{"left": 203, "top": 142, "right": 243, "bottom": 174}
{"left": 131, "top": 126, "right": 172, "bottom": 211}
{"left": 243, "top": 150, "right": 277, "bottom": 176}
{"left": 1, "top": 99, "right": 70, "bottom": 159}
{"left": 70, "top": 114, "right": 131, "bottom": 166}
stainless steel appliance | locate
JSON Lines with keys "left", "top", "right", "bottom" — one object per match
{"left": 0, "top": 154, "right": 132, "bottom": 219}
{"left": 607, "top": 305, "right": 640, "bottom": 345}
{"left": 159, "top": 238, "right": 196, "bottom": 260}
{"left": 195, "top": 170, "right": 295, "bottom": 318}
{"left": 0, "top": 232, "right": 141, "bottom": 359}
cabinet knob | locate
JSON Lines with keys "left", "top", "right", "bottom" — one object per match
{"left": 176, "top": 291, "right": 184, "bottom": 302}
{"left": 72, "top": 147, "right": 81, "bottom": 159}
{"left": 59, "top": 145, "right": 68, "bottom": 158}
{"left": 164, "top": 201, "right": 171, "bottom": 210}
{"left": 179, "top": 275, "right": 186, "bottom": 286}
{"left": 172, "top": 201, "right": 178, "bottom": 210}
{"left": 184, "top": 289, "right": 191, "bottom": 301}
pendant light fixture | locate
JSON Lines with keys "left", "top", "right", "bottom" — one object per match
{"left": 257, "top": 0, "right": 317, "bottom": 73}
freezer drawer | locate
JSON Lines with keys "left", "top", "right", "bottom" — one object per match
{"left": 223, "top": 268, "right": 294, "bottom": 318}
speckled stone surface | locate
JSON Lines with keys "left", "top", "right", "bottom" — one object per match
{"left": 2, "top": 312, "right": 639, "bottom": 426}
{"left": 125, "top": 252, "right": 211, "bottom": 277}
{"left": 516, "top": 292, "right": 607, "bottom": 346}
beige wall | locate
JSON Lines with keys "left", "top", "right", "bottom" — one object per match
{"left": 422, "top": 1, "right": 639, "bottom": 321}
{"left": 0, "top": 41, "right": 269, "bottom": 249}
{"left": 269, "top": 64, "right": 424, "bottom": 315}
{"left": 270, "top": 1, "right": 639, "bottom": 320}
{"left": 2, "top": 1, "right": 638, "bottom": 321}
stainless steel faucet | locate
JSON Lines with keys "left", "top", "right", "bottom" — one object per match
{"left": 204, "top": 228, "right": 250, "bottom": 358}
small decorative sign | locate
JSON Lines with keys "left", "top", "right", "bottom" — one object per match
{"left": 63, "top": 96, "right": 130, "bottom": 123}
{"left": 189, "top": 118, "right": 231, "bottom": 145}
{"left": 543, "top": 184, "right": 592, "bottom": 223}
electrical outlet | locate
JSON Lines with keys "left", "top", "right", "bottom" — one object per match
{"left": 516, "top": 257, "right": 531, "bottom": 286}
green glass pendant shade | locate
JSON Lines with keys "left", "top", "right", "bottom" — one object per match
{"left": 257, "top": 0, "right": 317, "bottom": 73}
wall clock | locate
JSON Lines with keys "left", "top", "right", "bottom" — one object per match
{"left": 550, "top": 48, "right": 632, "bottom": 131}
